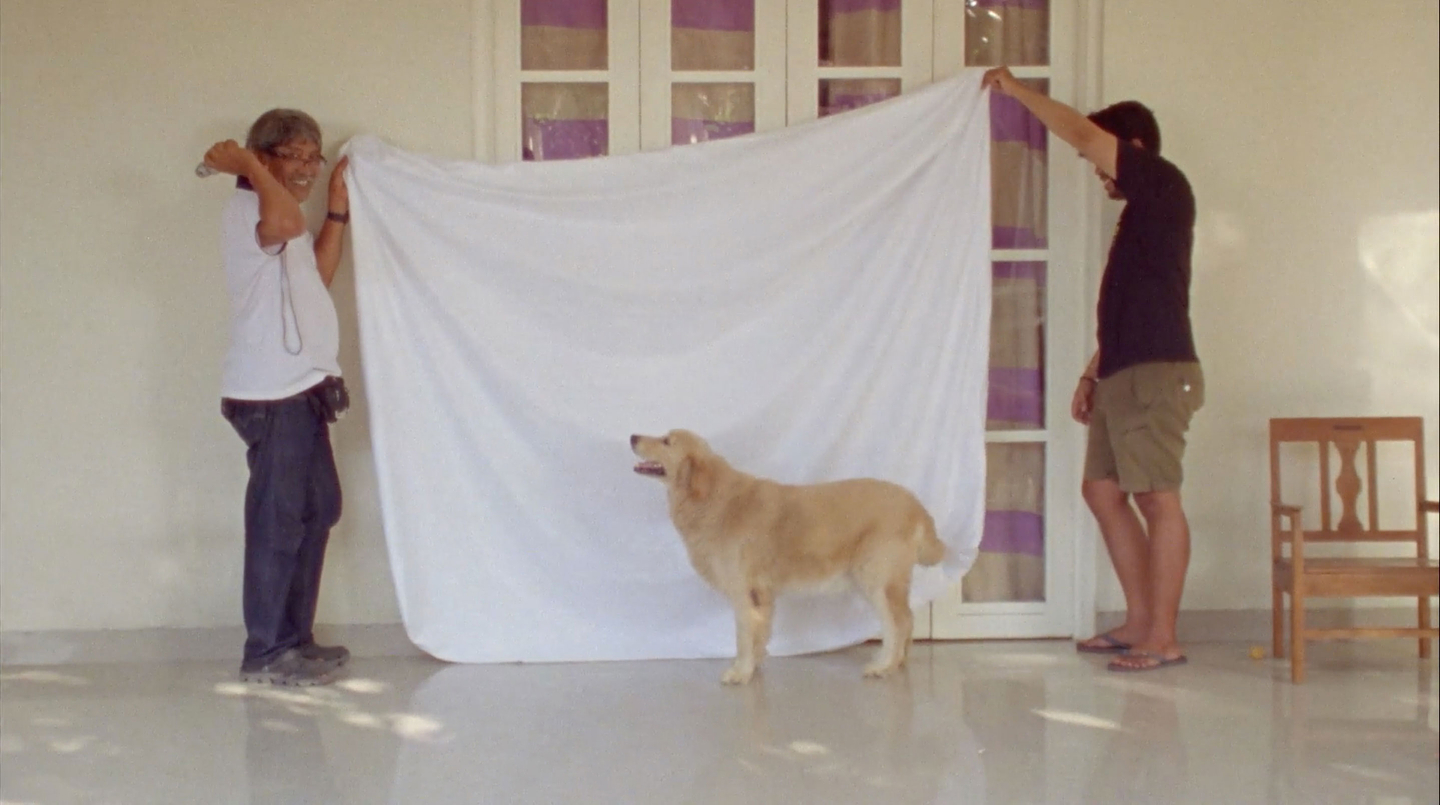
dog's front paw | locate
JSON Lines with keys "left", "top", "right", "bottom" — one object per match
{"left": 863, "top": 661, "right": 900, "bottom": 679}
{"left": 721, "top": 663, "right": 755, "bottom": 685}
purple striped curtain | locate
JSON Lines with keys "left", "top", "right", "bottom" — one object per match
{"left": 990, "top": 81, "right": 1048, "bottom": 250}
{"left": 970, "top": 1, "right": 1050, "bottom": 602}
{"left": 670, "top": 0, "right": 756, "bottom": 145}
{"left": 522, "top": 83, "right": 609, "bottom": 161}
{"left": 818, "top": 78, "right": 900, "bottom": 118}
{"left": 814, "top": 0, "right": 902, "bottom": 115}
{"left": 521, "top": 0, "right": 609, "bottom": 161}
{"left": 966, "top": 0, "right": 1050, "bottom": 67}
{"left": 819, "top": 0, "right": 901, "bottom": 67}
{"left": 521, "top": 0, "right": 607, "bottom": 69}
{"left": 987, "top": 261, "right": 1045, "bottom": 430}
{"left": 965, "top": 444, "right": 1045, "bottom": 602}
{"left": 672, "top": 0, "right": 754, "bottom": 71}
{"left": 672, "top": 84, "right": 755, "bottom": 145}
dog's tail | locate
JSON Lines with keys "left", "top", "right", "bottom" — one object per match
{"left": 914, "top": 509, "right": 946, "bottom": 566}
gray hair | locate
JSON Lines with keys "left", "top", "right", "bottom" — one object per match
{"left": 245, "top": 109, "right": 322, "bottom": 154}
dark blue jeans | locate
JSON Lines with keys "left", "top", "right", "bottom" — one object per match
{"left": 222, "top": 388, "right": 342, "bottom": 666}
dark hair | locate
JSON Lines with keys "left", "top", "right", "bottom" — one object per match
{"left": 1086, "top": 101, "right": 1161, "bottom": 154}
{"left": 245, "top": 109, "right": 322, "bottom": 154}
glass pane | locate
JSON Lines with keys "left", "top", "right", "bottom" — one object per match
{"left": 522, "top": 0, "right": 607, "bottom": 70}
{"left": 819, "top": 0, "right": 901, "bottom": 67}
{"left": 965, "top": 0, "right": 1050, "bottom": 66}
{"left": 672, "top": 84, "right": 755, "bottom": 145}
{"left": 988, "top": 262, "right": 1045, "bottom": 430}
{"left": 991, "top": 78, "right": 1048, "bottom": 248}
{"left": 522, "top": 83, "right": 608, "bottom": 161}
{"left": 963, "top": 443, "right": 1045, "bottom": 602}
{"left": 672, "top": 0, "right": 754, "bottom": 71}
{"left": 818, "top": 78, "right": 900, "bottom": 117}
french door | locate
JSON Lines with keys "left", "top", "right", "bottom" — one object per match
{"left": 485, "top": 0, "right": 1094, "bottom": 639}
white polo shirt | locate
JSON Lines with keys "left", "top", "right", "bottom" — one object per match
{"left": 220, "top": 187, "right": 341, "bottom": 400}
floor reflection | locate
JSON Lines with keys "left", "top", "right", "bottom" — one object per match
{"left": 389, "top": 653, "right": 980, "bottom": 804}
{"left": 0, "top": 642, "right": 1434, "bottom": 804}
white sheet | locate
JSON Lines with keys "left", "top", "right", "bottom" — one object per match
{"left": 344, "top": 70, "right": 992, "bottom": 664}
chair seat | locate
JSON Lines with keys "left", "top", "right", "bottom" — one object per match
{"left": 1274, "top": 557, "right": 1440, "bottom": 596}
{"left": 1276, "top": 557, "right": 1439, "bottom": 573}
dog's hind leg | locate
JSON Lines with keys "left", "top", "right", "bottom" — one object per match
{"left": 862, "top": 577, "right": 913, "bottom": 678}
{"left": 749, "top": 587, "right": 775, "bottom": 664}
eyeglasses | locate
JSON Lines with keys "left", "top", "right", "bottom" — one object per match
{"left": 266, "top": 149, "right": 328, "bottom": 168}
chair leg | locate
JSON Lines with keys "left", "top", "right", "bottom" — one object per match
{"left": 1272, "top": 586, "right": 1285, "bottom": 659}
{"left": 1290, "top": 589, "right": 1306, "bottom": 684}
{"left": 1421, "top": 597, "right": 1432, "bottom": 659}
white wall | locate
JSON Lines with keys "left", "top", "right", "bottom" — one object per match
{"left": 0, "top": 0, "right": 473, "bottom": 632}
{"left": 1094, "top": 0, "right": 1440, "bottom": 613}
{"left": 2, "top": 0, "right": 1436, "bottom": 640}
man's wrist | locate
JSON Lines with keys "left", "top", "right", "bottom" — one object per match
{"left": 326, "top": 210, "right": 350, "bottom": 224}
{"left": 1003, "top": 76, "right": 1037, "bottom": 104}
{"left": 241, "top": 153, "right": 269, "bottom": 182}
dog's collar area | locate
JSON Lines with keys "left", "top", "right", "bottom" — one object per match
{"left": 633, "top": 461, "right": 665, "bottom": 477}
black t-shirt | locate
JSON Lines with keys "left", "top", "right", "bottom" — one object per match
{"left": 1096, "top": 141, "right": 1200, "bottom": 378}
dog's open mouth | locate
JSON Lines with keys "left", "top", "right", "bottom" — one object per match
{"left": 633, "top": 461, "right": 665, "bottom": 477}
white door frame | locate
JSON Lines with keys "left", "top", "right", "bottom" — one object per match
{"left": 923, "top": 0, "right": 1101, "bottom": 640}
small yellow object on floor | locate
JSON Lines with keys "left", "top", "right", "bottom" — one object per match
{"left": 1249, "top": 646, "right": 1266, "bottom": 660}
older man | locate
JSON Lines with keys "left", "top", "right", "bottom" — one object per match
{"left": 203, "top": 109, "right": 352, "bottom": 686}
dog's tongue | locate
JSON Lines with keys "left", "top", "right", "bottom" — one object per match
{"left": 633, "top": 461, "right": 665, "bottom": 477}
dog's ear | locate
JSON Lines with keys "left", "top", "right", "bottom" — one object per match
{"left": 675, "top": 456, "right": 693, "bottom": 490}
{"left": 686, "top": 454, "right": 714, "bottom": 502}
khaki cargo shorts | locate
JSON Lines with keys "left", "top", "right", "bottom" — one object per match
{"left": 1084, "top": 361, "right": 1205, "bottom": 493}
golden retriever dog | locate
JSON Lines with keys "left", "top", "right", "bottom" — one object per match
{"left": 630, "top": 429, "right": 946, "bottom": 685}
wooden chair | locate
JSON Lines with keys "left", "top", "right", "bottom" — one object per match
{"left": 1269, "top": 417, "right": 1439, "bottom": 683}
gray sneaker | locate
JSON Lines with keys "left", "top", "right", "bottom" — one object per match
{"left": 297, "top": 641, "right": 350, "bottom": 668}
{"left": 239, "top": 648, "right": 336, "bottom": 687}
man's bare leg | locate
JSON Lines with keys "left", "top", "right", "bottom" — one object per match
{"left": 1110, "top": 490, "right": 1190, "bottom": 669}
{"left": 1079, "top": 478, "right": 1154, "bottom": 648}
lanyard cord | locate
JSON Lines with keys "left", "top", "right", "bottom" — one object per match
{"left": 280, "top": 247, "right": 303, "bottom": 356}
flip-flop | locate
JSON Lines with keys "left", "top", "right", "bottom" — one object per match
{"left": 1076, "top": 633, "right": 1132, "bottom": 654}
{"left": 1107, "top": 652, "right": 1188, "bottom": 673}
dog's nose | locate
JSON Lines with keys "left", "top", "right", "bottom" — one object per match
{"left": 630, "top": 434, "right": 639, "bottom": 448}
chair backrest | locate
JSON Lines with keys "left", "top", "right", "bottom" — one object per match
{"left": 1269, "top": 417, "right": 1429, "bottom": 556}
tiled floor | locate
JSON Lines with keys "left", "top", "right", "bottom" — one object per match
{"left": 1, "top": 640, "right": 1436, "bottom": 804}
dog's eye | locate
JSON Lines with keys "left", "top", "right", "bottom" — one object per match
{"left": 663, "top": 437, "right": 671, "bottom": 446}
